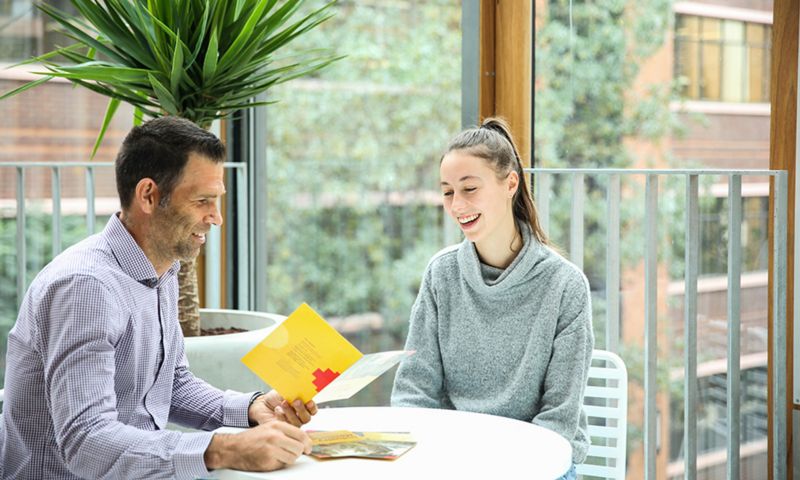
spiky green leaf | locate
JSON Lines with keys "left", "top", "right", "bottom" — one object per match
{"left": 91, "top": 97, "right": 121, "bottom": 159}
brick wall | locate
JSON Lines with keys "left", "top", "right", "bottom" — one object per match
{"left": 0, "top": 78, "right": 133, "bottom": 201}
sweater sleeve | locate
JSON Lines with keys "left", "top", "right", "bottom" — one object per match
{"left": 391, "top": 267, "right": 447, "bottom": 408}
{"left": 531, "top": 272, "right": 594, "bottom": 462}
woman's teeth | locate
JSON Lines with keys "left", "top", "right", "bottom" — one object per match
{"left": 459, "top": 214, "right": 479, "bottom": 224}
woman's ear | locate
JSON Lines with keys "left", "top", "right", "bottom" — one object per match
{"left": 507, "top": 170, "right": 520, "bottom": 198}
{"left": 133, "top": 178, "right": 160, "bottom": 214}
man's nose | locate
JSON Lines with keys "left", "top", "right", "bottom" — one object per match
{"left": 207, "top": 203, "right": 223, "bottom": 226}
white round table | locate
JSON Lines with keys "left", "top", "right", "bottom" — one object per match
{"left": 212, "top": 406, "right": 572, "bottom": 480}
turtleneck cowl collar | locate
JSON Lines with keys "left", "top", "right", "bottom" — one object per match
{"left": 456, "top": 222, "right": 545, "bottom": 296}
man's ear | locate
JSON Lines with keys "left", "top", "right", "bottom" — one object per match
{"left": 133, "top": 178, "right": 160, "bottom": 214}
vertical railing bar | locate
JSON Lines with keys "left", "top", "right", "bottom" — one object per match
{"left": 52, "top": 166, "right": 62, "bottom": 257}
{"left": 570, "top": 173, "right": 584, "bottom": 269}
{"left": 606, "top": 174, "right": 621, "bottom": 352}
{"left": 16, "top": 167, "right": 26, "bottom": 308}
{"left": 772, "top": 171, "right": 788, "bottom": 480}
{"left": 726, "top": 174, "right": 742, "bottom": 480}
{"left": 85, "top": 166, "right": 95, "bottom": 235}
{"left": 644, "top": 174, "right": 658, "bottom": 480}
{"left": 535, "top": 172, "right": 550, "bottom": 237}
{"left": 684, "top": 174, "right": 699, "bottom": 480}
{"left": 236, "top": 165, "right": 249, "bottom": 309}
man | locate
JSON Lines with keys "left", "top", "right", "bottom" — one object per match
{"left": 0, "top": 117, "right": 315, "bottom": 479}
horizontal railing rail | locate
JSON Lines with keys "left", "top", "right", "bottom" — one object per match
{"left": 0, "top": 161, "right": 247, "bottom": 310}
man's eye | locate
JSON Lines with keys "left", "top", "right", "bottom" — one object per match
{"left": 442, "top": 191, "right": 453, "bottom": 197}
{"left": 464, "top": 187, "right": 477, "bottom": 193}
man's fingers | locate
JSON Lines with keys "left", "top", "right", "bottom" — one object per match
{"left": 271, "top": 427, "right": 307, "bottom": 463}
{"left": 273, "top": 405, "right": 287, "bottom": 422}
{"left": 260, "top": 424, "right": 307, "bottom": 467}
{"left": 275, "top": 421, "right": 312, "bottom": 454}
{"left": 290, "top": 400, "right": 313, "bottom": 424}
{"left": 278, "top": 402, "right": 302, "bottom": 426}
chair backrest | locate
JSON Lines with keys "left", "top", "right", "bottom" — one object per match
{"left": 576, "top": 349, "right": 628, "bottom": 480}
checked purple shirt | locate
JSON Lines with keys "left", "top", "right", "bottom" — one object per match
{"left": 1, "top": 214, "right": 253, "bottom": 479}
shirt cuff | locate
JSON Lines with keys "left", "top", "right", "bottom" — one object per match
{"left": 173, "top": 431, "right": 214, "bottom": 480}
{"left": 221, "top": 390, "right": 257, "bottom": 427}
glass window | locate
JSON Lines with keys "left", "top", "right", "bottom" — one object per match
{"left": 722, "top": 20, "right": 745, "bottom": 102}
{"left": 536, "top": 2, "right": 772, "bottom": 478}
{"left": 701, "top": 39, "right": 722, "bottom": 100}
{"left": 699, "top": 196, "right": 769, "bottom": 276}
{"left": 0, "top": 0, "right": 131, "bottom": 388}
{"left": 676, "top": 16, "right": 701, "bottom": 99}
{"left": 675, "top": 14, "right": 771, "bottom": 103}
{"left": 0, "top": 0, "right": 76, "bottom": 62}
{"left": 261, "top": 0, "right": 461, "bottom": 405}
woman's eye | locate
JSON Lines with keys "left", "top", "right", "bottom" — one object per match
{"left": 442, "top": 191, "right": 453, "bottom": 197}
{"left": 464, "top": 187, "right": 477, "bottom": 193}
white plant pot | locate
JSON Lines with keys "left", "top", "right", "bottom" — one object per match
{"left": 184, "top": 309, "right": 283, "bottom": 393}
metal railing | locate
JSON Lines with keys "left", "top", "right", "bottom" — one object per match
{"left": 527, "top": 167, "right": 787, "bottom": 480}
{"left": 0, "top": 161, "right": 247, "bottom": 310}
{"left": 1, "top": 162, "right": 789, "bottom": 477}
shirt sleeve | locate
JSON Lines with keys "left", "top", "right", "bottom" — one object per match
{"left": 531, "top": 271, "right": 594, "bottom": 458}
{"left": 390, "top": 267, "right": 447, "bottom": 408}
{"left": 36, "top": 275, "right": 214, "bottom": 480}
{"left": 168, "top": 337, "right": 253, "bottom": 430}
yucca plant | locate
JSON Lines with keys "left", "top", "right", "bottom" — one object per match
{"left": 2, "top": 0, "right": 341, "bottom": 336}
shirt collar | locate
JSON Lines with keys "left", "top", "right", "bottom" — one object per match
{"left": 103, "top": 213, "right": 181, "bottom": 287}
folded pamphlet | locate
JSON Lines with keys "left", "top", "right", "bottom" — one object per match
{"left": 241, "top": 303, "right": 413, "bottom": 404}
{"left": 309, "top": 430, "right": 417, "bottom": 460}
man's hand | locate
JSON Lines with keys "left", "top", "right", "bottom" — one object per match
{"left": 248, "top": 390, "right": 318, "bottom": 427}
{"left": 204, "top": 422, "right": 312, "bottom": 472}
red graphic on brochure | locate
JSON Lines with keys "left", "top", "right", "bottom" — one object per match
{"left": 312, "top": 368, "right": 341, "bottom": 392}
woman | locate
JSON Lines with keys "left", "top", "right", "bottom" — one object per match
{"left": 391, "top": 118, "right": 593, "bottom": 480}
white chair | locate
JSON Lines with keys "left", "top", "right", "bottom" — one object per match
{"left": 577, "top": 350, "right": 628, "bottom": 480}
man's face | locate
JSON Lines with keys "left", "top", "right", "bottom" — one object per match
{"left": 150, "top": 153, "right": 225, "bottom": 264}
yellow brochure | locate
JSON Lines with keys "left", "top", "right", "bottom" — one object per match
{"left": 241, "top": 303, "right": 412, "bottom": 404}
{"left": 308, "top": 430, "right": 417, "bottom": 460}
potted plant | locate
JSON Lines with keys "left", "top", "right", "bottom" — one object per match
{"left": 2, "top": 0, "right": 341, "bottom": 339}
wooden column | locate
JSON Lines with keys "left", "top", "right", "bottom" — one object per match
{"left": 769, "top": 0, "right": 798, "bottom": 477}
{"left": 479, "top": 0, "right": 532, "bottom": 168}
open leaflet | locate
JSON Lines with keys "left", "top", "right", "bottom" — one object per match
{"left": 308, "top": 430, "right": 417, "bottom": 460}
{"left": 241, "top": 303, "right": 413, "bottom": 404}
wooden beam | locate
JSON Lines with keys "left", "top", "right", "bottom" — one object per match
{"left": 768, "top": 0, "right": 798, "bottom": 477}
{"left": 479, "top": 0, "right": 532, "bottom": 168}
{"left": 479, "top": 0, "right": 496, "bottom": 123}
{"left": 495, "top": 0, "right": 532, "bottom": 167}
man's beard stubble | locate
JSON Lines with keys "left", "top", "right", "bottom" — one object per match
{"left": 150, "top": 204, "right": 201, "bottom": 265}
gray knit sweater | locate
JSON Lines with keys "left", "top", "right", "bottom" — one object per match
{"left": 391, "top": 224, "right": 594, "bottom": 463}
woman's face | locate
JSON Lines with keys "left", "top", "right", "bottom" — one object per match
{"left": 440, "top": 150, "right": 518, "bottom": 245}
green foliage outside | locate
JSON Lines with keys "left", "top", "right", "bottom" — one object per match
{"left": 261, "top": 1, "right": 460, "bottom": 328}
{"left": 258, "top": 0, "right": 462, "bottom": 405}
{"left": 535, "top": 0, "right": 677, "bottom": 339}
{"left": 535, "top": 0, "right": 772, "bottom": 465}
